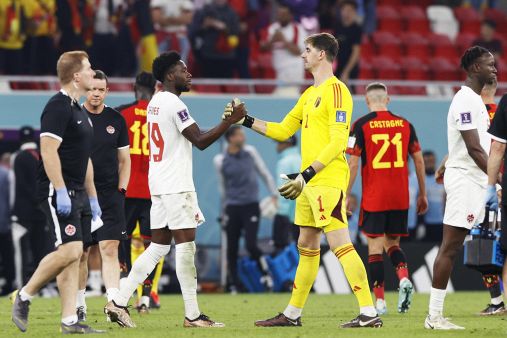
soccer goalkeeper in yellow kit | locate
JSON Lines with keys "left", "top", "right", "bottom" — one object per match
{"left": 224, "top": 33, "right": 381, "bottom": 328}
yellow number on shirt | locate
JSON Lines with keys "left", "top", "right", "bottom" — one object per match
{"left": 371, "top": 133, "right": 404, "bottom": 169}
{"left": 130, "top": 121, "right": 149, "bottom": 156}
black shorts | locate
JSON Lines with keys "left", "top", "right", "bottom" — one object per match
{"left": 91, "top": 189, "right": 127, "bottom": 243}
{"left": 125, "top": 198, "right": 151, "bottom": 239}
{"left": 40, "top": 189, "right": 92, "bottom": 248}
{"left": 360, "top": 209, "right": 409, "bottom": 237}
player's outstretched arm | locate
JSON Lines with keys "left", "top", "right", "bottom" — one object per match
{"left": 411, "top": 151, "right": 428, "bottom": 215}
{"left": 182, "top": 101, "right": 247, "bottom": 150}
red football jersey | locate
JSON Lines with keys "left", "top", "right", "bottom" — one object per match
{"left": 117, "top": 100, "right": 150, "bottom": 199}
{"left": 347, "top": 111, "right": 421, "bottom": 211}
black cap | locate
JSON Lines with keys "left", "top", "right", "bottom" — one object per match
{"left": 19, "top": 125, "right": 34, "bottom": 143}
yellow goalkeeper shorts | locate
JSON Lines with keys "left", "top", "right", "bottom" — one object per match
{"left": 294, "top": 186, "right": 348, "bottom": 233}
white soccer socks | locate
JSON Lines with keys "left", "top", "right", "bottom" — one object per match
{"left": 76, "top": 289, "right": 87, "bottom": 312}
{"left": 114, "top": 243, "right": 170, "bottom": 307}
{"left": 176, "top": 241, "right": 201, "bottom": 320}
{"left": 429, "top": 287, "right": 447, "bottom": 317}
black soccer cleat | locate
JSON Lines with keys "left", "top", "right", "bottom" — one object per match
{"left": 340, "top": 314, "right": 383, "bottom": 328}
{"left": 11, "top": 290, "right": 30, "bottom": 332}
{"left": 254, "top": 313, "right": 302, "bottom": 327}
{"left": 61, "top": 322, "right": 106, "bottom": 334}
{"left": 77, "top": 306, "right": 87, "bottom": 322}
{"left": 479, "top": 302, "right": 506, "bottom": 316}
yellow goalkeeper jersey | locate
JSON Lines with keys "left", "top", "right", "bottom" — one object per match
{"left": 266, "top": 76, "right": 352, "bottom": 190}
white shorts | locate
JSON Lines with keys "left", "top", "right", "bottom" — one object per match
{"left": 443, "top": 167, "right": 486, "bottom": 230}
{"left": 151, "top": 192, "right": 205, "bottom": 230}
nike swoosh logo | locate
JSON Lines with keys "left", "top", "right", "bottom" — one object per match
{"left": 77, "top": 120, "right": 83, "bottom": 124}
{"left": 286, "top": 318, "right": 298, "bottom": 325}
{"left": 359, "top": 317, "right": 378, "bottom": 326}
{"left": 121, "top": 231, "right": 126, "bottom": 235}
{"left": 426, "top": 322, "right": 434, "bottom": 329}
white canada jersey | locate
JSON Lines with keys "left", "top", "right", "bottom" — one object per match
{"left": 147, "top": 91, "right": 196, "bottom": 195}
{"left": 446, "top": 85, "right": 490, "bottom": 186}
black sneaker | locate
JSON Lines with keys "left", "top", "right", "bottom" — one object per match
{"left": 61, "top": 322, "right": 106, "bottom": 334}
{"left": 479, "top": 302, "right": 506, "bottom": 316}
{"left": 77, "top": 306, "right": 87, "bottom": 322}
{"left": 137, "top": 303, "right": 150, "bottom": 314}
{"left": 11, "top": 291, "right": 30, "bottom": 332}
{"left": 254, "top": 313, "right": 302, "bottom": 327}
{"left": 341, "top": 314, "right": 383, "bottom": 328}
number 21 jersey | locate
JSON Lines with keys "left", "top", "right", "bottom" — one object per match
{"left": 347, "top": 110, "right": 420, "bottom": 211}
{"left": 147, "top": 91, "right": 196, "bottom": 195}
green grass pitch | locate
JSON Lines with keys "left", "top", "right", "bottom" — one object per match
{"left": 1, "top": 292, "right": 505, "bottom": 337}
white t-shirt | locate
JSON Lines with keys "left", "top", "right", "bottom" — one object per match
{"left": 150, "top": 0, "right": 193, "bottom": 33}
{"left": 147, "top": 91, "right": 196, "bottom": 195}
{"left": 446, "top": 85, "right": 491, "bottom": 186}
{"left": 94, "top": 0, "right": 123, "bottom": 34}
{"left": 267, "top": 22, "right": 306, "bottom": 83}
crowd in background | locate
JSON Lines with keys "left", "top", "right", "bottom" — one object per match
{"left": 0, "top": 0, "right": 503, "bottom": 82}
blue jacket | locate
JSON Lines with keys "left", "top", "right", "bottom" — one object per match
{"left": 276, "top": 147, "right": 301, "bottom": 222}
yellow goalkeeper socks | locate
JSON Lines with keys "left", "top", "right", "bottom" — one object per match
{"left": 334, "top": 243, "right": 376, "bottom": 315}
{"left": 286, "top": 246, "right": 320, "bottom": 316}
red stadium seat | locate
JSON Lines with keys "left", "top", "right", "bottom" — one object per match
{"left": 429, "top": 58, "right": 460, "bottom": 81}
{"left": 497, "top": 58, "right": 507, "bottom": 82}
{"left": 377, "top": 0, "right": 402, "bottom": 7}
{"left": 401, "top": 57, "right": 429, "bottom": 80}
{"left": 360, "top": 34, "right": 374, "bottom": 60}
{"left": 377, "top": 6, "right": 403, "bottom": 33}
{"left": 484, "top": 8, "right": 507, "bottom": 28}
{"left": 372, "top": 31, "right": 402, "bottom": 61}
{"left": 371, "top": 56, "right": 402, "bottom": 79}
{"left": 223, "top": 85, "right": 251, "bottom": 94}
{"left": 359, "top": 59, "right": 374, "bottom": 79}
{"left": 400, "top": 32, "right": 430, "bottom": 59}
{"left": 455, "top": 33, "right": 477, "bottom": 54}
{"left": 429, "top": 33, "right": 459, "bottom": 61}
{"left": 401, "top": 6, "right": 430, "bottom": 34}
{"left": 454, "top": 7, "right": 481, "bottom": 34}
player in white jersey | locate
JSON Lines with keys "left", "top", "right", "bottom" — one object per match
{"left": 104, "top": 51, "right": 246, "bottom": 328}
{"left": 425, "top": 46, "right": 497, "bottom": 330}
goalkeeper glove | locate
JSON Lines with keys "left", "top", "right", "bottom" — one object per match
{"left": 485, "top": 184, "right": 498, "bottom": 211}
{"left": 222, "top": 97, "right": 254, "bottom": 128}
{"left": 278, "top": 166, "right": 316, "bottom": 200}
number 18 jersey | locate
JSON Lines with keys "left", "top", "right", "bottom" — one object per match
{"left": 147, "top": 91, "right": 196, "bottom": 195}
{"left": 347, "top": 110, "right": 420, "bottom": 211}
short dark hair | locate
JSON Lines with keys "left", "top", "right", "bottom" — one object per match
{"left": 135, "top": 72, "right": 156, "bottom": 94}
{"left": 460, "top": 45, "right": 491, "bottom": 71}
{"left": 93, "top": 69, "right": 108, "bottom": 86}
{"left": 366, "top": 82, "right": 387, "bottom": 93}
{"left": 152, "top": 51, "right": 182, "bottom": 83}
{"left": 225, "top": 125, "right": 241, "bottom": 141}
{"left": 423, "top": 150, "right": 435, "bottom": 157}
{"left": 339, "top": 0, "right": 358, "bottom": 10}
{"left": 304, "top": 33, "right": 339, "bottom": 62}
{"left": 482, "top": 19, "right": 496, "bottom": 29}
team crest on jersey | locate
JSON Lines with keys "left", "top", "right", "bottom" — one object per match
{"left": 106, "top": 125, "right": 115, "bottom": 134}
{"left": 314, "top": 97, "right": 321, "bottom": 107}
{"left": 177, "top": 109, "right": 190, "bottom": 122}
{"left": 336, "top": 110, "right": 347, "bottom": 123}
{"left": 65, "top": 224, "right": 76, "bottom": 236}
{"left": 467, "top": 214, "right": 474, "bottom": 223}
{"left": 460, "top": 112, "right": 472, "bottom": 124}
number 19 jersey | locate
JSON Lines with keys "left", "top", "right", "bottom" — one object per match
{"left": 147, "top": 91, "right": 196, "bottom": 195}
{"left": 347, "top": 110, "right": 420, "bottom": 211}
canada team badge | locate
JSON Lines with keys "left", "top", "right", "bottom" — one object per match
{"left": 65, "top": 224, "right": 76, "bottom": 236}
{"left": 106, "top": 125, "right": 115, "bottom": 134}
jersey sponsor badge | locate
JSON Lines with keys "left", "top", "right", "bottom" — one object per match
{"left": 336, "top": 110, "right": 347, "bottom": 123}
{"left": 460, "top": 112, "right": 472, "bottom": 124}
{"left": 314, "top": 96, "right": 321, "bottom": 108}
{"left": 177, "top": 109, "right": 190, "bottom": 122}
{"left": 106, "top": 125, "right": 115, "bottom": 134}
{"left": 65, "top": 224, "right": 76, "bottom": 236}
{"left": 347, "top": 136, "right": 356, "bottom": 148}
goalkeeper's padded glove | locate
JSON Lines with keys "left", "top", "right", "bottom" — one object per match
{"left": 222, "top": 97, "right": 254, "bottom": 128}
{"left": 485, "top": 184, "right": 498, "bottom": 211}
{"left": 278, "top": 166, "right": 316, "bottom": 200}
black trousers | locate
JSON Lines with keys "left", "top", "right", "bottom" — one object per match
{"left": 0, "top": 231, "right": 15, "bottom": 294}
{"left": 19, "top": 218, "right": 52, "bottom": 284}
{"left": 272, "top": 214, "right": 299, "bottom": 251}
{"left": 224, "top": 203, "right": 262, "bottom": 287}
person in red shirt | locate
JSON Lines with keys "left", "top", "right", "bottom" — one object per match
{"left": 346, "top": 82, "right": 428, "bottom": 315}
{"left": 115, "top": 72, "right": 158, "bottom": 313}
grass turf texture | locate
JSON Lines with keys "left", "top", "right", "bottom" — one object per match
{"left": 1, "top": 292, "right": 505, "bottom": 337}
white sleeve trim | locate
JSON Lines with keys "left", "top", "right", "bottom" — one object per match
{"left": 488, "top": 133, "right": 507, "bottom": 143}
{"left": 40, "top": 132, "right": 62, "bottom": 142}
{"left": 117, "top": 145, "right": 130, "bottom": 149}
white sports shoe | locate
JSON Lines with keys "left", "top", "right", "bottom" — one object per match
{"left": 424, "top": 314, "right": 465, "bottom": 330}
{"left": 376, "top": 299, "right": 387, "bottom": 315}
